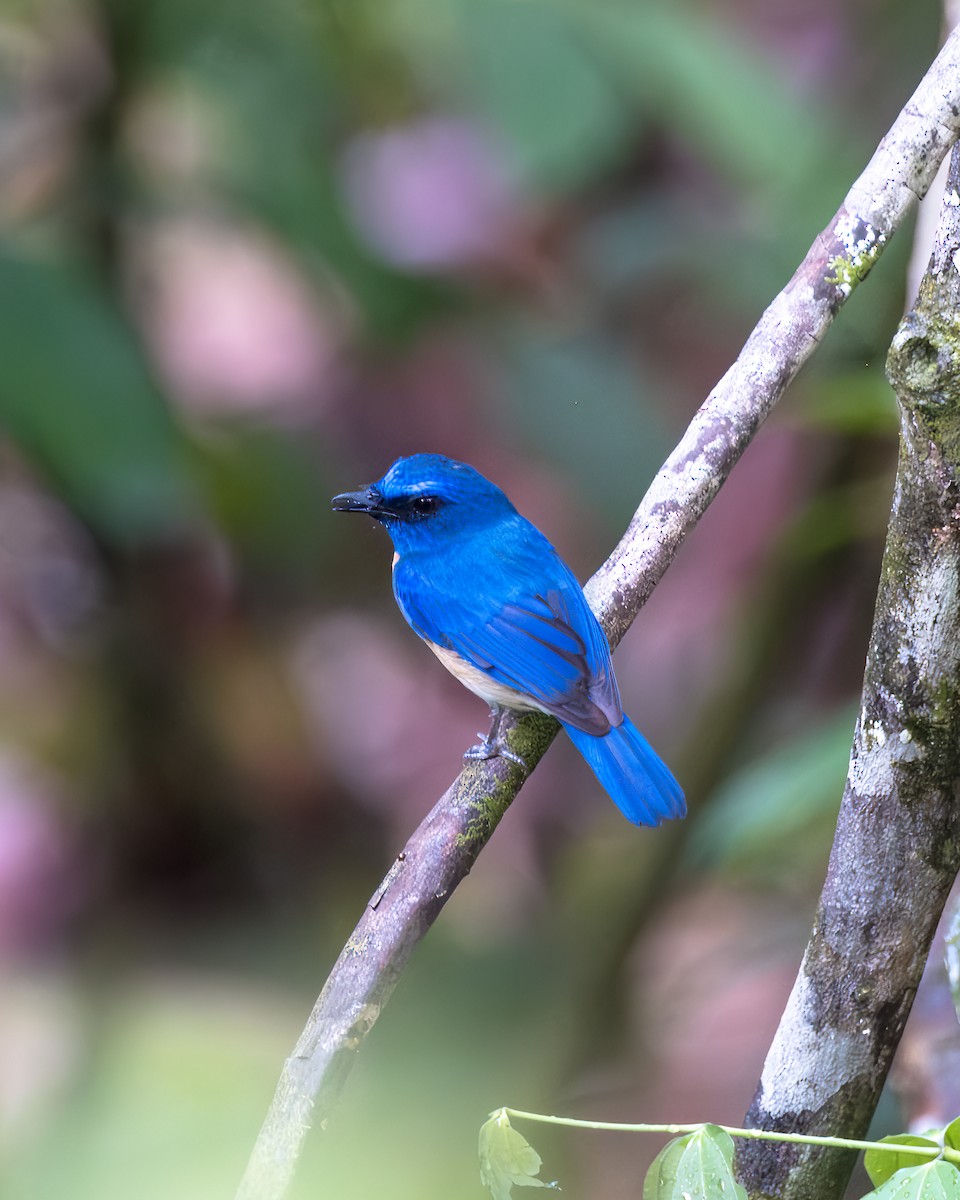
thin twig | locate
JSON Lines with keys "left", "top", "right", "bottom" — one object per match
{"left": 236, "top": 27, "right": 960, "bottom": 1200}
{"left": 500, "top": 1107, "right": 960, "bottom": 1165}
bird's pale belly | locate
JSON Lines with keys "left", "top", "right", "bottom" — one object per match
{"left": 424, "top": 640, "right": 545, "bottom": 714}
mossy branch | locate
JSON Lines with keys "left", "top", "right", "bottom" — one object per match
{"left": 236, "top": 28, "right": 960, "bottom": 1200}
{"left": 737, "top": 140, "right": 960, "bottom": 1200}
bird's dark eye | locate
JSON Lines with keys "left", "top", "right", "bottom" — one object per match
{"left": 410, "top": 495, "right": 440, "bottom": 518}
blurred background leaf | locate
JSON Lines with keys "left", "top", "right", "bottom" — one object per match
{"left": 684, "top": 706, "right": 855, "bottom": 886}
{"left": 0, "top": 253, "right": 192, "bottom": 543}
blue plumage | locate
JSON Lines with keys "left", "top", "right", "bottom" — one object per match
{"left": 332, "top": 454, "right": 685, "bottom": 827}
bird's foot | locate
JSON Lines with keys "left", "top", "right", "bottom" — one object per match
{"left": 463, "top": 737, "right": 527, "bottom": 770}
{"left": 463, "top": 708, "right": 528, "bottom": 772}
{"left": 463, "top": 738, "right": 496, "bottom": 763}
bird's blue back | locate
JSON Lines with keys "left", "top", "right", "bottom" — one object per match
{"left": 382, "top": 456, "right": 621, "bottom": 735}
{"left": 348, "top": 454, "right": 685, "bottom": 826}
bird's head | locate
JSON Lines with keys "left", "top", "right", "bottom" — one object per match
{"left": 332, "top": 453, "right": 516, "bottom": 552}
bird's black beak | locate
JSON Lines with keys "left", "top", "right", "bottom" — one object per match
{"left": 331, "top": 486, "right": 386, "bottom": 517}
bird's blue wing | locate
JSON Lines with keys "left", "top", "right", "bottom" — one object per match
{"left": 393, "top": 522, "right": 621, "bottom": 735}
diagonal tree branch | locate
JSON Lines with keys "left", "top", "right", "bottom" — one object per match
{"left": 236, "top": 29, "right": 960, "bottom": 1200}
{"left": 738, "top": 137, "right": 960, "bottom": 1200}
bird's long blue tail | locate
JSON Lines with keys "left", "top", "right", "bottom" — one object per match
{"left": 564, "top": 716, "right": 685, "bottom": 826}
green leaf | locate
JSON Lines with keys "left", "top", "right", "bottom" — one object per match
{"left": 579, "top": 3, "right": 840, "bottom": 201}
{"left": 479, "top": 1111, "right": 556, "bottom": 1200}
{"left": 189, "top": 426, "right": 329, "bottom": 573}
{"left": 865, "top": 1136, "right": 941, "bottom": 1187}
{"left": 0, "top": 252, "right": 192, "bottom": 544}
{"left": 673, "top": 1125, "right": 747, "bottom": 1200}
{"left": 643, "top": 1134, "right": 689, "bottom": 1200}
{"left": 456, "top": 0, "right": 632, "bottom": 190}
{"left": 685, "top": 709, "right": 854, "bottom": 878}
{"left": 944, "top": 1118, "right": 960, "bottom": 1154}
{"left": 868, "top": 1161, "right": 960, "bottom": 1200}
{"left": 645, "top": 1125, "right": 746, "bottom": 1200}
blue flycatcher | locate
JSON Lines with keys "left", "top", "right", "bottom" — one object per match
{"left": 332, "top": 454, "right": 684, "bottom": 826}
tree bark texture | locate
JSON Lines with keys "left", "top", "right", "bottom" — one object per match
{"left": 237, "top": 29, "right": 960, "bottom": 1200}
{"left": 739, "top": 140, "right": 960, "bottom": 1200}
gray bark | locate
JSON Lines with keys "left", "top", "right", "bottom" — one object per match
{"left": 739, "top": 140, "right": 960, "bottom": 1200}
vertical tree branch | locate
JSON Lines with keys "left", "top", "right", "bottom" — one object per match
{"left": 237, "top": 30, "right": 960, "bottom": 1200}
{"left": 739, "top": 141, "right": 960, "bottom": 1200}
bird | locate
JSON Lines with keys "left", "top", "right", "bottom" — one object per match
{"left": 331, "top": 453, "right": 685, "bottom": 827}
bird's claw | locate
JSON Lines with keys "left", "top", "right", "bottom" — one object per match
{"left": 463, "top": 737, "right": 527, "bottom": 772}
{"left": 464, "top": 736, "right": 496, "bottom": 762}
{"left": 499, "top": 745, "right": 528, "bottom": 770}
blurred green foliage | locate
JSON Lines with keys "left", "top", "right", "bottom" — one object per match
{"left": 0, "top": 0, "right": 945, "bottom": 1197}
{"left": 0, "top": 253, "right": 193, "bottom": 542}
{"left": 685, "top": 707, "right": 855, "bottom": 885}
